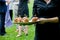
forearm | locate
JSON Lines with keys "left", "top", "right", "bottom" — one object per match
{"left": 46, "top": 17, "right": 59, "bottom": 23}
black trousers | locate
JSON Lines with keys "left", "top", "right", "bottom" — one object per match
{"left": 9, "top": 10, "right": 13, "bottom": 20}
{"left": 0, "top": 12, "right": 6, "bottom": 35}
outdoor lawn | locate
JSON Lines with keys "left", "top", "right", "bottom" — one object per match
{"left": 0, "top": 0, "right": 35, "bottom": 40}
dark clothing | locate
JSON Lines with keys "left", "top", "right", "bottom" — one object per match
{"left": 0, "top": 0, "right": 7, "bottom": 35}
{"left": 0, "top": 0, "right": 6, "bottom": 2}
{"left": 0, "top": 12, "right": 6, "bottom": 35}
{"left": 33, "top": 0, "right": 60, "bottom": 40}
{"left": 35, "top": 23, "right": 59, "bottom": 40}
{"left": 17, "top": 0, "right": 29, "bottom": 17}
{"left": 20, "top": 0, "right": 29, "bottom": 3}
{"left": 0, "top": 1, "right": 7, "bottom": 13}
{"left": 9, "top": 10, "right": 13, "bottom": 20}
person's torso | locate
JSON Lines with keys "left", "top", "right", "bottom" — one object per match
{"left": 0, "top": 0, "right": 6, "bottom": 4}
{"left": 34, "top": 0, "right": 59, "bottom": 18}
{"left": 9, "top": 0, "right": 14, "bottom": 10}
{"left": 0, "top": 0, "right": 7, "bottom": 12}
{"left": 18, "top": 0, "right": 28, "bottom": 8}
{"left": 0, "top": 0, "right": 6, "bottom": 1}
{"left": 19, "top": 0, "right": 28, "bottom": 3}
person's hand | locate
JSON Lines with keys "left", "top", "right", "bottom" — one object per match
{"left": 31, "top": 17, "right": 38, "bottom": 22}
{"left": 6, "top": 0, "right": 10, "bottom": 4}
{"left": 38, "top": 18, "right": 48, "bottom": 24}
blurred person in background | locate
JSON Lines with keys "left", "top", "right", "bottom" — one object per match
{"left": 9, "top": 0, "right": 14, "bottom": 20}
{"left": 16, "top": 0, "right": 30, "bottom": 37}
{"left": 0, "top": 0, "right": 10, "bottom": 36}
{"left": 5, "top": 0, "right": 12, "bottom": 27}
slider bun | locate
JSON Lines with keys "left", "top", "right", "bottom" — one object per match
{"left": 22, "top": 17, "right": 29, "bottom": 23}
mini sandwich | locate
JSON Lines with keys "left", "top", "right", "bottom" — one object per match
{"left": 14, "top": 17, "right": 22, "bottom": 23}
{"left": 22, "top": 17, "right": 29, "bottom": 23}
